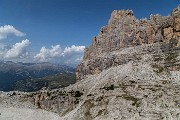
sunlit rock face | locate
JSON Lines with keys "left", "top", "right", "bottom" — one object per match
{"left": 0, "top": 5, "right": 180, "bottom": 120}
{"left": 76, "top": 7, "right": 180, "bottom": 80}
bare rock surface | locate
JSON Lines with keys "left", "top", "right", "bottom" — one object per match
{"left": 0, "top": 5, "right": 180, "bottom": 120}
{"left": 76, "top": 5, "right": 180, "bottom": 80}
{"left": 0, "top": 107, "right": 62, "bottom": 120}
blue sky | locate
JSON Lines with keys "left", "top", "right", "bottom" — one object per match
{"left": 0, "top": 0, "right": 179, "bottom": 66}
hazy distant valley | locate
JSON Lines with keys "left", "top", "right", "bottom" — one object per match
{"left": 0, "top": 61, "right": 76, "bottom": 92}
{"left": 0, "top": 4, "right": 180, "bottom": 120}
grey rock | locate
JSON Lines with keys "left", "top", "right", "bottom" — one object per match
{"left": 76, "top": 6, "right": 180, "bottom": 80}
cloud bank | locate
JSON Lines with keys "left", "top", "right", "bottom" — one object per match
{"left": 62, "top": 45, "right": 85, "bottom": 56}
{"left": 34, "top": 45, "right": 85, "bottom": 64}
{"left": 0, "top": 25, "right": 25, "bottom": 40}
{"left": 4, "top": 39, "right": 31, "bottom": 58}
{"left": 0, "top": 25, "right": 85, "bottom": 65}
{"left": 34, "top": 45, "right": 62, "bottom": 62}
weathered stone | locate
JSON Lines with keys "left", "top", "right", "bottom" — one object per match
{"left": 76, "top": 6, "right": 180, "bottom": 80}
{"left": 0, "top": 5, "right": 180, "bottom": 120}
{"left": 175, "top": 17, "right": 180, "bottom": 31}
{"left": 163, "top": 27, "right": 173, "bottom": 40}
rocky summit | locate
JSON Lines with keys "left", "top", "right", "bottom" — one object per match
{"left": 0, "top": 5, "right": 180, "bottom": 120}
{"left": 76, "top": 6, "right": 180, "bottom": 80}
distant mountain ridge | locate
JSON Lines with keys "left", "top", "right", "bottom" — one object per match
{"left": 0, "top": 61, "right": 75, "bottom": 91}
{"left": 0, "top": 5, "right": 180, "bottom": 120}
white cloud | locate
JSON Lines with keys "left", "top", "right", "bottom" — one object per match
{"left": 0, "top": 25, "right": 25, "bottom": 40}
{"left": 76, "top": 56, "right": 83, "bottom": 61}
{"left": 34, "top": 45, "right": 85, "bottom": 65}
{"left": 62, "top": 45, "right": 85, "bottom": 65}
{"left": 34, "top": 45, "right": 62, "bottom": 62}
{"left": 62, "top": 45, "right": 85, "bottom": 56}
{"left": 50, "top": 45, "right": 62, "bottom": 57}
{"left": 4, "top": 39, "right": 31, "bottom": 58}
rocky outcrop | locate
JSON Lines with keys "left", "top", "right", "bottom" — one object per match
{"left": 76, "top": 6, "right": 180, "bottom": 80}
{"left": 0, "top": 50, "right": 180, "bottom": 119}
{"left": 0, "top": 5, "right": 180, "bottom": 120}
{"left": 0, "top": 87, "right": 85, "bottom": 116}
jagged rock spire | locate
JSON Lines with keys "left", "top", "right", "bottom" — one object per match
{"left": 76, "top": 5, "right": 180, "bottom": 80}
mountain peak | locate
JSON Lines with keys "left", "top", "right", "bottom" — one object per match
{"left": 76, "top": 6, "right": 180, "bottom": 80}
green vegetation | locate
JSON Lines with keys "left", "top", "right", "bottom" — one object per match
{"left": 100, "top": 84, "right": 115, "bottom": 91}
{"left": 174, "top": 100, "right": 180, "bottom": 108}
{"left": 151, "top": 52, "right": 179, "bottom": 74}
{"left": 84, "top": 99, "right": 94, "bottom": 120}
{"left": 0, "top": 61, "right": 75, "bottom": 91}
{"left": 15, "top": 73, "right": 76, "bottom": 92}
{"left": 97, "top": 109, "right": 108, "bottom": 117}
{"left": 122, "top": 94, "right": 141, "bottom": 107}
{"left": 169, "top": 37, "right": 179, "bottom": 48}
{"left": 165, "top": 52, "right": 179, "bottom": 63}
{"left": 153, "top": 54, "right": 163, "bottom": 61}
{"left": 74, "top": 91, "right": 83, "bottom": 97}
{"left": 151, "top": 64, "right": 166, "bottom": 74}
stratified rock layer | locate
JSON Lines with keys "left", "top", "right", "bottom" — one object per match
{"left": 0, "top": 5, "right": 180, "bottom": 120}
{"left": 76, "top": 7, "right": 180, "bottom": 80}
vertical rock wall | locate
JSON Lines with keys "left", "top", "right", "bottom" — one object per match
{"left": 76, "top": 7, "right": 180, "bottom": 80}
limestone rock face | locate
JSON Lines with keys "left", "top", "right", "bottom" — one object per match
{"left": 0, "top": 5, "right": 180, "bottom": 120}
{"left": 76, "top": 7, "right": 180, "bottom": 80}
{"left": 1, "top": 49, "right": 180, "bottom": 120}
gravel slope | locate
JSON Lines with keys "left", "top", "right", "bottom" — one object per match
{"left": 0, "top": 107, "right": 62, "bottom": 120}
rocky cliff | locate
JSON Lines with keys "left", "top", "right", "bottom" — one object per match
{"left": 76, "top": 6, "right": 180, "bottom": 80}
{"left": 0, "top": 5, "right": 180, "bottom": 120}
